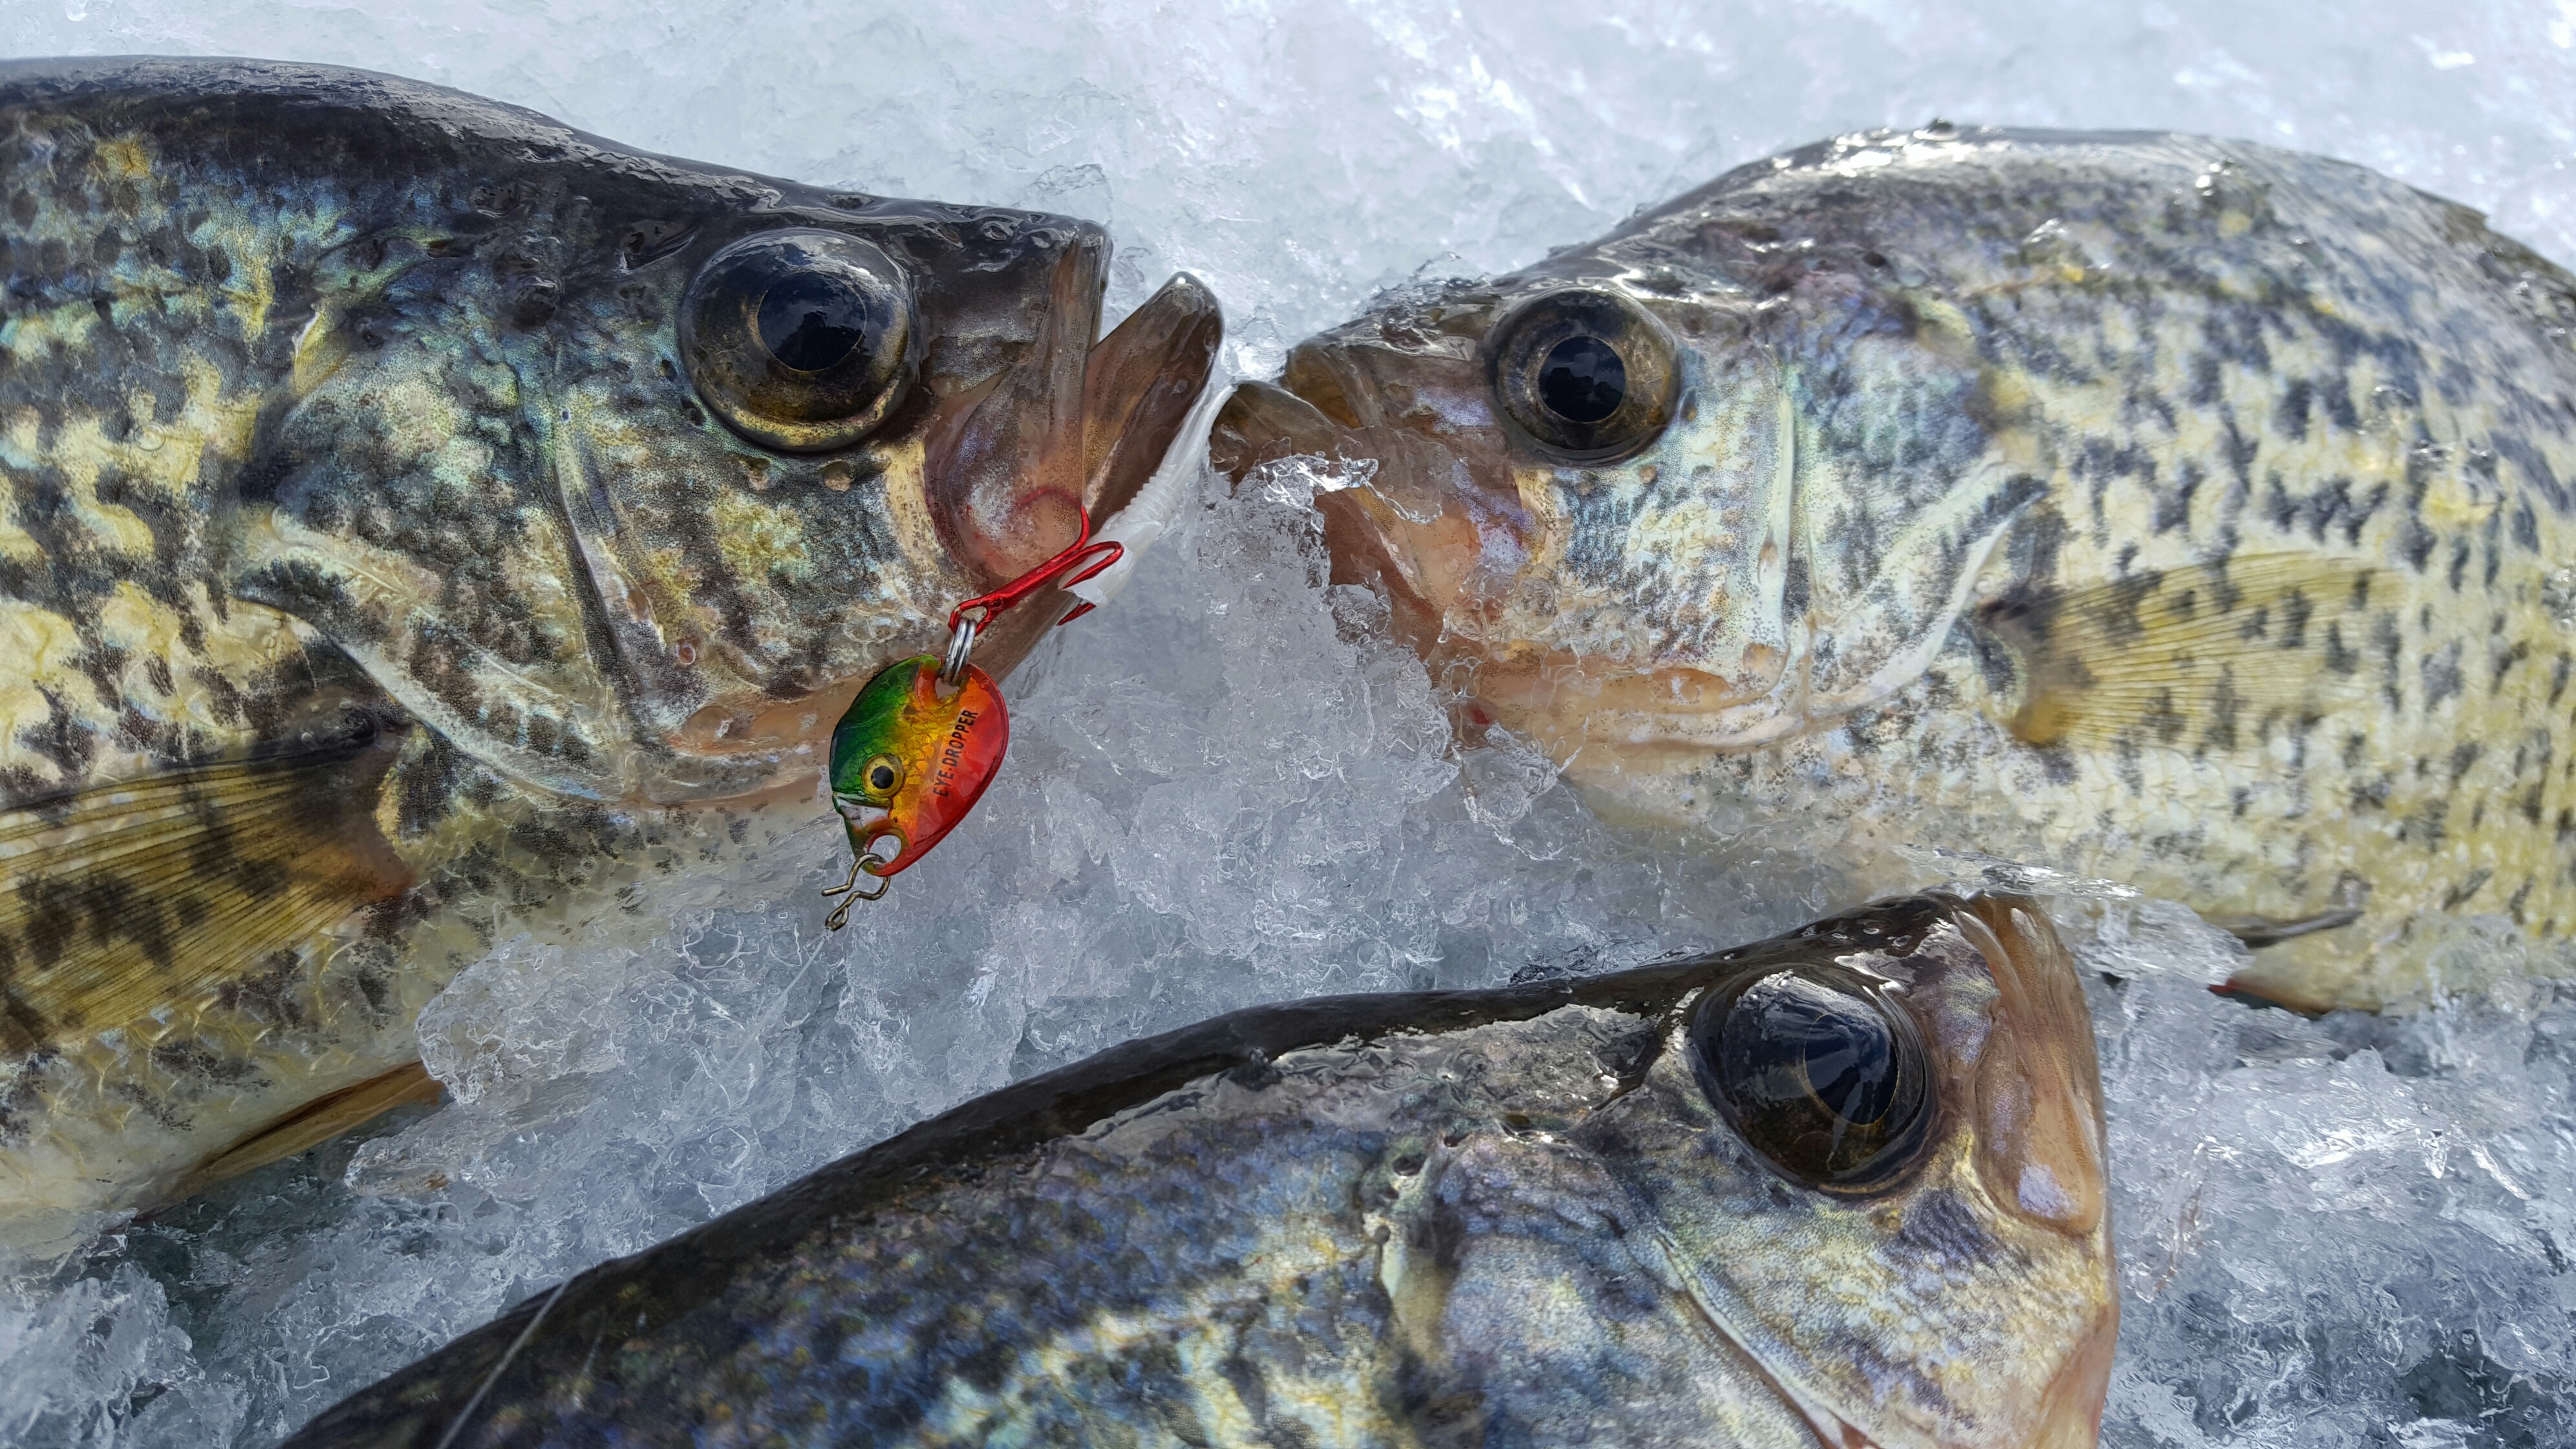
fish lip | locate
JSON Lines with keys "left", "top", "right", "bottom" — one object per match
{"left": 1208, "top": 378, "right": 1346, "bottom": 480}
{"left": 1278, "top": 338, "right": 1374, "bottom": 429}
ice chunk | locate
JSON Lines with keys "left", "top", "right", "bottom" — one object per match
{"left": 2067, "top": 901, "right": 2576, "bottom": 1446}
{"left": 6, "top": 1, "right": 2576, "bottom": 1444}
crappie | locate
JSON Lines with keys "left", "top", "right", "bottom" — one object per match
{"left": 287, "top": 892, "right": 2114, "bottom": 1449}
{"left": 0, "top": 58, "right": 1219, "bottom": 1241}
{"left": 1215, "top": 125, "right": 2576, "bottom": 1012}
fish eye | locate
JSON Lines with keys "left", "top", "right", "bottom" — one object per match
{"left": 680, "top": 229, "right": 915, "bottom": 453}
{"left": 1689, "top": 965, "right": 1931, "bottom": 1192}
{"left": 1485, "top": 288, "right": 1679, "bottom": 461}
{"left": 860, "top": 754, "right": 903, "bottom": 800}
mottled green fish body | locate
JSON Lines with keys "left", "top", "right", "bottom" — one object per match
{"left": 288, "top": 893, "right": 2116, "bottom": 1449}
{"left": 1218, "top": 125, "right": 2576, "bottom": 1011}
{"left": 0, "top": 58, "right": 1218, "bottom": 1241}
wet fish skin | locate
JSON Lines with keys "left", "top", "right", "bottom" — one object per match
{"left": 287, "top": 893, "right": 2115, "bottom": 1449}
{"left": 0, "top": 58, "right": 1219, "bottom": 1238}
{"left": 1216, "top": 125, "right": 2576, "bottom": 1012}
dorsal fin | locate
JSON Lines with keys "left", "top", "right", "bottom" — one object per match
{"left": 0, "top": 707, "right": 413, "bottom": 1054}
{"left": 1975, "top": 555, "right": 2377, "bottom": 752}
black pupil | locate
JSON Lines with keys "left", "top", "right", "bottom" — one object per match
{"left": 1537, "top": 335, "right": 1627, "bottom": 423}
{"left": 868, "top": 764, "right": 897, "bottom": 791}
{"left": 1722, "top": 975, "right": 1898, "bottom": 1128}
{"left": 758, "top": 270, "right": 870, "bottom": 372}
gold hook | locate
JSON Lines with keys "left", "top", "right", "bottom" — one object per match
{"left": 822, "top": 853, "right": 892, "bottom": 929}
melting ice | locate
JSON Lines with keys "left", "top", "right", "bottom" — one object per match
{"left": 7, "top": 1, "right": 2576, "bottom": 1444}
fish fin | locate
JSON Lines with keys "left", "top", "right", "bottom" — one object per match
{"left": 0, "top": 709, "right": 412, "bottom": 1053}
{"left": 1977, "top": 555, "right": 2379, "bottom": 751}
{"left": 2202, "top": 872, "right": 2370, "bottom": 950}
{"left": 2206, "top": 904, "right": 2364, "bottom": 949}
{"left": 167, "top": 1060, "right": 442, "bottom": 1200}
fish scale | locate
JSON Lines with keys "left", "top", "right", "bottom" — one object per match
{"left": 0, "top": 57, "right": 1221, "bottom": 1242}
{"left": 1219, "top": 125, "right": 2576, "bottom": 1012}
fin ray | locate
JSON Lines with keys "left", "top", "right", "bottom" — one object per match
{"left": 1978, "top": 555, "right": 2377, "bottom": 751}
{"left": 0, "top": 714, "right": 411, "bottom": 1051}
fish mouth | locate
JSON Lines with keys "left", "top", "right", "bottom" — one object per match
{"left": 1210, "top": 347, "right": 1503, "bottom": 664}
{"left": 919, "top": 266, "right": 1225, "bottom": 683}
{"left": 1214, "top": 352, "right": 1772, "bottom": 738}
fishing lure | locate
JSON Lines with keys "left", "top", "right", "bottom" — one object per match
{"left": 821, "top": 520, "right": 1122, "bottom": 925}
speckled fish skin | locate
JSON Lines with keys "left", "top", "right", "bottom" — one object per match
{"left": 286, "top": 892, "right": 2115, "bottom": 1449}
{"left": 0, "top": 58, "right": 1218, "bottom": 1241}
{"left": 1215, "top": 125, "right": 2576, "bottom": 1013}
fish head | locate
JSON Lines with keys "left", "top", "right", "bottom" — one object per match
{"left": 521, "top": 203, "right": 1218, "bottom": 795}
{"left": 228, "top": 87, "right": 1219, "bottom": 802}
{"left": 1210, "top": 195, "right": 2020, "bottom": 773}
{"left": 1585, "top": 892, "right": 2116, "bottom": 1447}
{"left": 1212, "top": 252, "right": 1807, "bottom": 762}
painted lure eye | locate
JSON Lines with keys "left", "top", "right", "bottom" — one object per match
{"left": 680, "top": 229, "right": 914, "bottom": 453}
{"left": 1689, "top": 965, "right": 1931, "bottom": 1192}
{"left": 859, "top": 754, "right": 903, "bottom": 800}
{"left": 1485, "top": 287, "right": 1679, "bottom": 461}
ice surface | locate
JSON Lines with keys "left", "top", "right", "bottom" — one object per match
{"left": 6, "top": 1, "right": 2576, "bottom": 1444}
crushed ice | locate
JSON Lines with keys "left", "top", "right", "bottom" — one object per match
{"left": 8, "top": 1, "right": 2576, "bottom": 1444}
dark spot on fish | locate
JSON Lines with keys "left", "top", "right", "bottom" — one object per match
{"left": 2274, "top": 378, "right": 2312, "bottom": 440}
{"left": 2151, "top": 460, "right": 2202, "bottom": 536}
{"left": 2448, "top": 742, "right": 2484, "bottom": 786}
{"left": 1895, "top": 1187, "right": 2004, "bottom": 1270}
{"left": 2397, "top": 799, "right": 2449, "bottom": 850}
{"left": 2491, "top": 639, "right": 2529, "bottom": 693}
{"left": 2423, "top": 641, "right": 2464, "bottom": 711}
{"left": 2442, "top": 868, "right": 2494, "bottom": 910}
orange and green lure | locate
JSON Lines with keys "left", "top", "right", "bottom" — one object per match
{"left": 821, "top": 513, "right": 1121, "bottom": 925}
{"left": 821, "top": 656, "right": 1010, "bottom": 926}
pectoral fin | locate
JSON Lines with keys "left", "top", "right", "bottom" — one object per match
{"left": 1977, "top": 555, "right": 2376, "bottom": 752}
{"left": 0, "top": 707, "right": 411, "bottom": 1055}
{"left": 168, "top": 1060, "right": 442, "bottom": 1200}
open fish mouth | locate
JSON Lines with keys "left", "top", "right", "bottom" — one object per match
{"left": 919, "top": 267, "right": 1226, "bottom": 694}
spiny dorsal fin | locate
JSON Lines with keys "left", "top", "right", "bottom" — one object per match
{"left": 1977, "top": 555, "right": 2377, "bottom": 752}
{"left": 0, "top": 709, "right": 413, "bottom": 1054}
